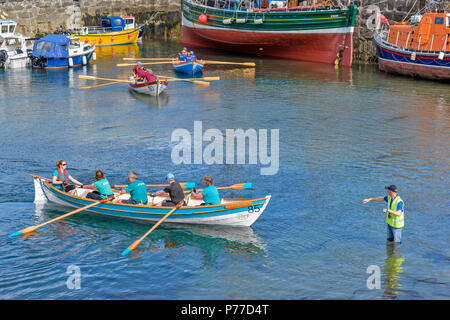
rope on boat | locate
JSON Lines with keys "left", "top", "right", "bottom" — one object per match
{"left": 402, "top": 0, "right": 419, "bottom": 22}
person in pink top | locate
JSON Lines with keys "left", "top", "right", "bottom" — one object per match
{"left": 132, "top": 61, "right": 146, "bottom": 81}
{"left": 142, "top": 67, "right": 157, "bottom": 83}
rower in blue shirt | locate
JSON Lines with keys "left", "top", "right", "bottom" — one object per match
{"left": 179, "top": 47, "right": 188, "bottom": 61}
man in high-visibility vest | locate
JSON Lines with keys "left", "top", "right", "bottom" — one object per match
{"left": 362, "top": 185, "right": 405, "bottom": 243}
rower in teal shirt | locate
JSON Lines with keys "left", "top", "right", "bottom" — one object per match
{"left": 192, "top": 176, "right": 221, "bottom": 205}
{"left": 93, "top": 178, "right": 114, "bottom": 199}
{"left": 118, "top": 171, "right": 148, "bottom": 205}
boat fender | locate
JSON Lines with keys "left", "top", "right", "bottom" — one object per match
{"left": 93, "top": 52, "right": 96, "bottom": 61}
{"left": 111, "top": 36, "right": 114, "bottom": 41}
{"left": 68, "top": 57, "right": 73, "bottom": 67}
{"left": 410, "top": 52, "right": 416, "bottom": 61}
{"left": 128, "top": 33, "right": 131, "bottom": 38}
{"left": 438, "top": 52, "right": 444, "bottom": 60}
{"left": 82, "top": 55, "right": 87, "bottom": 65}
{"left": 99, "top": 38, "right": 102, "bottom": 44}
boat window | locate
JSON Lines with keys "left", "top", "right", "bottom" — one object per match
{"left": 102, "top": 19, "right": 112, "bottom": 28}
{"left": 1, "top": 26, "right": 7, "bottom": 33}
{"left": 113, "top": 19, "right": 123, "bottom": 25}
{"left": 434, "top": 17, "right": 444, "bottom": 25}
{"left": 36, "top": 41, "right": 53, "bottom": 52}
{"left": 9, "top": 25, "right": 15, "bottom": 33}
{"left": 125, "top": 19, "right": 134, "bottom": 25}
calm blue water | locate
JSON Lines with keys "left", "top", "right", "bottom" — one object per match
{"left": 0, "top": 40, "right": 449, "bottom": 299}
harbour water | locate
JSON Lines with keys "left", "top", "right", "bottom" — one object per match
{"left": 0, "top": 40, "right": 449, "bottom": 299}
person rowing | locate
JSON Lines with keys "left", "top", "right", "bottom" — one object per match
{"left": 141, "top": 66, "right": 157, "bottom": 83}
{"left": 152, "top": 173, "right": 185, "bottom": 207}
{"left": 80, "top": 170, "right": 114, "bottom": 201}
{"left": 117, "top": 171, "right": 148, "bottom": 205}
{"left": 52, "top": 160, "right": 83, "bottom": 195}
{"left": 132, "top": 61, "right": 146, "bottom": 81}
{"left": 191, "top": 175, "right": 220, "bottom": 205}
{"left": 179, "top": 47, "right": 188, "bottom": 62}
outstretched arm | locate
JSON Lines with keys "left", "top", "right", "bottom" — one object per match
{"left": 362, "top": 196, "right": 384, "bottom": 204}
{"left": 69, "top": 175, "right": 83, "bottom": 186}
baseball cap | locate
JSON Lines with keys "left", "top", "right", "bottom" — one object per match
{"left": 165, "top": 173, "right": 175, "bottom": 180}
{"left": 385, "top": 185, "right": 398, "bottom": 192}
{"left": 137, "top": 61, "right": 142, "bottom": 65}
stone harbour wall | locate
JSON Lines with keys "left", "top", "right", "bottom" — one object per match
{"left": 0, "top": 0, "right": 444, "bottom": 63}
{"left": 0, "top": 0, "right": 181, "bottom": 39}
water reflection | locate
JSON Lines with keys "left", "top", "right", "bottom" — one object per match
{"left": 130, "top": 223, "right": 267, "bottom": 265}
{"left": 216, "top": 68, "right": 256, "bottom": 81}
{"left": 32, "top": 203, "right": 266, "bottom": 265}
{"left": 128, "top": 89, "right": 170, "bottom": 108}
{"left": 96, "top": 43, "right": 140, "bottom": 60}
{"left": 383, "top": 243, "right": 405, "bottom": 299}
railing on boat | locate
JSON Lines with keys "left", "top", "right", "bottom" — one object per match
{"left": 374, "top": 32, "right": 450, "bottom": 56}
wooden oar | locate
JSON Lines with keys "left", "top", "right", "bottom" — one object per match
{"left": 116, "top": 61, "right": 173, "bottom": 67}
{"left": 80, "top": 81, "right": 122, "bottom": 90}
{"left": 164, "top": 78, "right": 210, "bottom": 86}
{"left": 78, "top": 75, "right": 135, "bottom": 84}
{"left": 123, "top": 57, "right": 174, "bottom": 61}
{"left": 158, "top": 76, "right": 220, "bottom": 81}
{"left": 79, "top": 74, "right": 210, "bottom": 86}
{"left": 204, "top": 60, "right": 256, "bottom": 67}
{"left": 111, "top": 182, "right": 196, "bottom": 189}
{"left": 185, "top": 182, "right": 252, "bottom": 194}
{"left": 121, "top": 192, "right": 192, "bottom": 256}
{"left": 8, "top": 197, "right": 113, "bottom": 237}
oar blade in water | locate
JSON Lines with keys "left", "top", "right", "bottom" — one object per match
{"left": 9, "top": 226, "right": 37, "bottom": 237}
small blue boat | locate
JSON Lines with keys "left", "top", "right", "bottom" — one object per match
{"left": 31, "top": 34, "right": 96, "bottom": 69}
{"left": 173, "top": 59, "right": 204, "bottom": 75}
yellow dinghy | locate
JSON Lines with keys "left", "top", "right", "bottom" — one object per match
{"left": 71, "top": 16, "right": 143, "bottom": 47}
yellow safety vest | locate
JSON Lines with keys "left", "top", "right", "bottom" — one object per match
{"left": 386, "top": 195, "right": 404, "bottom": 228}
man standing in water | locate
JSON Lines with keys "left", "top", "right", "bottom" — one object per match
{"left": 362, "top": 185, "right": 405, "bottom": 243}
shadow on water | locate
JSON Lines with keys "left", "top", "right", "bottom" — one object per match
{"left": 31, "top": 202, "right": 267, "bottom": 265}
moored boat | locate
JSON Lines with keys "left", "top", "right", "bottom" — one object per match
{"left": 129, "top": 79, "right": 168, "bottom": 96}
{"left": 172, "top": 59, "right": 204, "bottom": 74}
{"left": 71, "top": 16, "right": 142, "bottom": 47}
{"left": 31, "top": 34, "right": 96, "bottom": 69}
{"left": 181, "top": 0, "right": 358, "bottom": 67}
{"left": 373, "top": 9, "right": 450, "bottom": 81}
{"left": 32, "top": 175, "right": 271, "bottom": 227}
{"left": 0, "top": 19, "right": 33, "bottom": 69}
